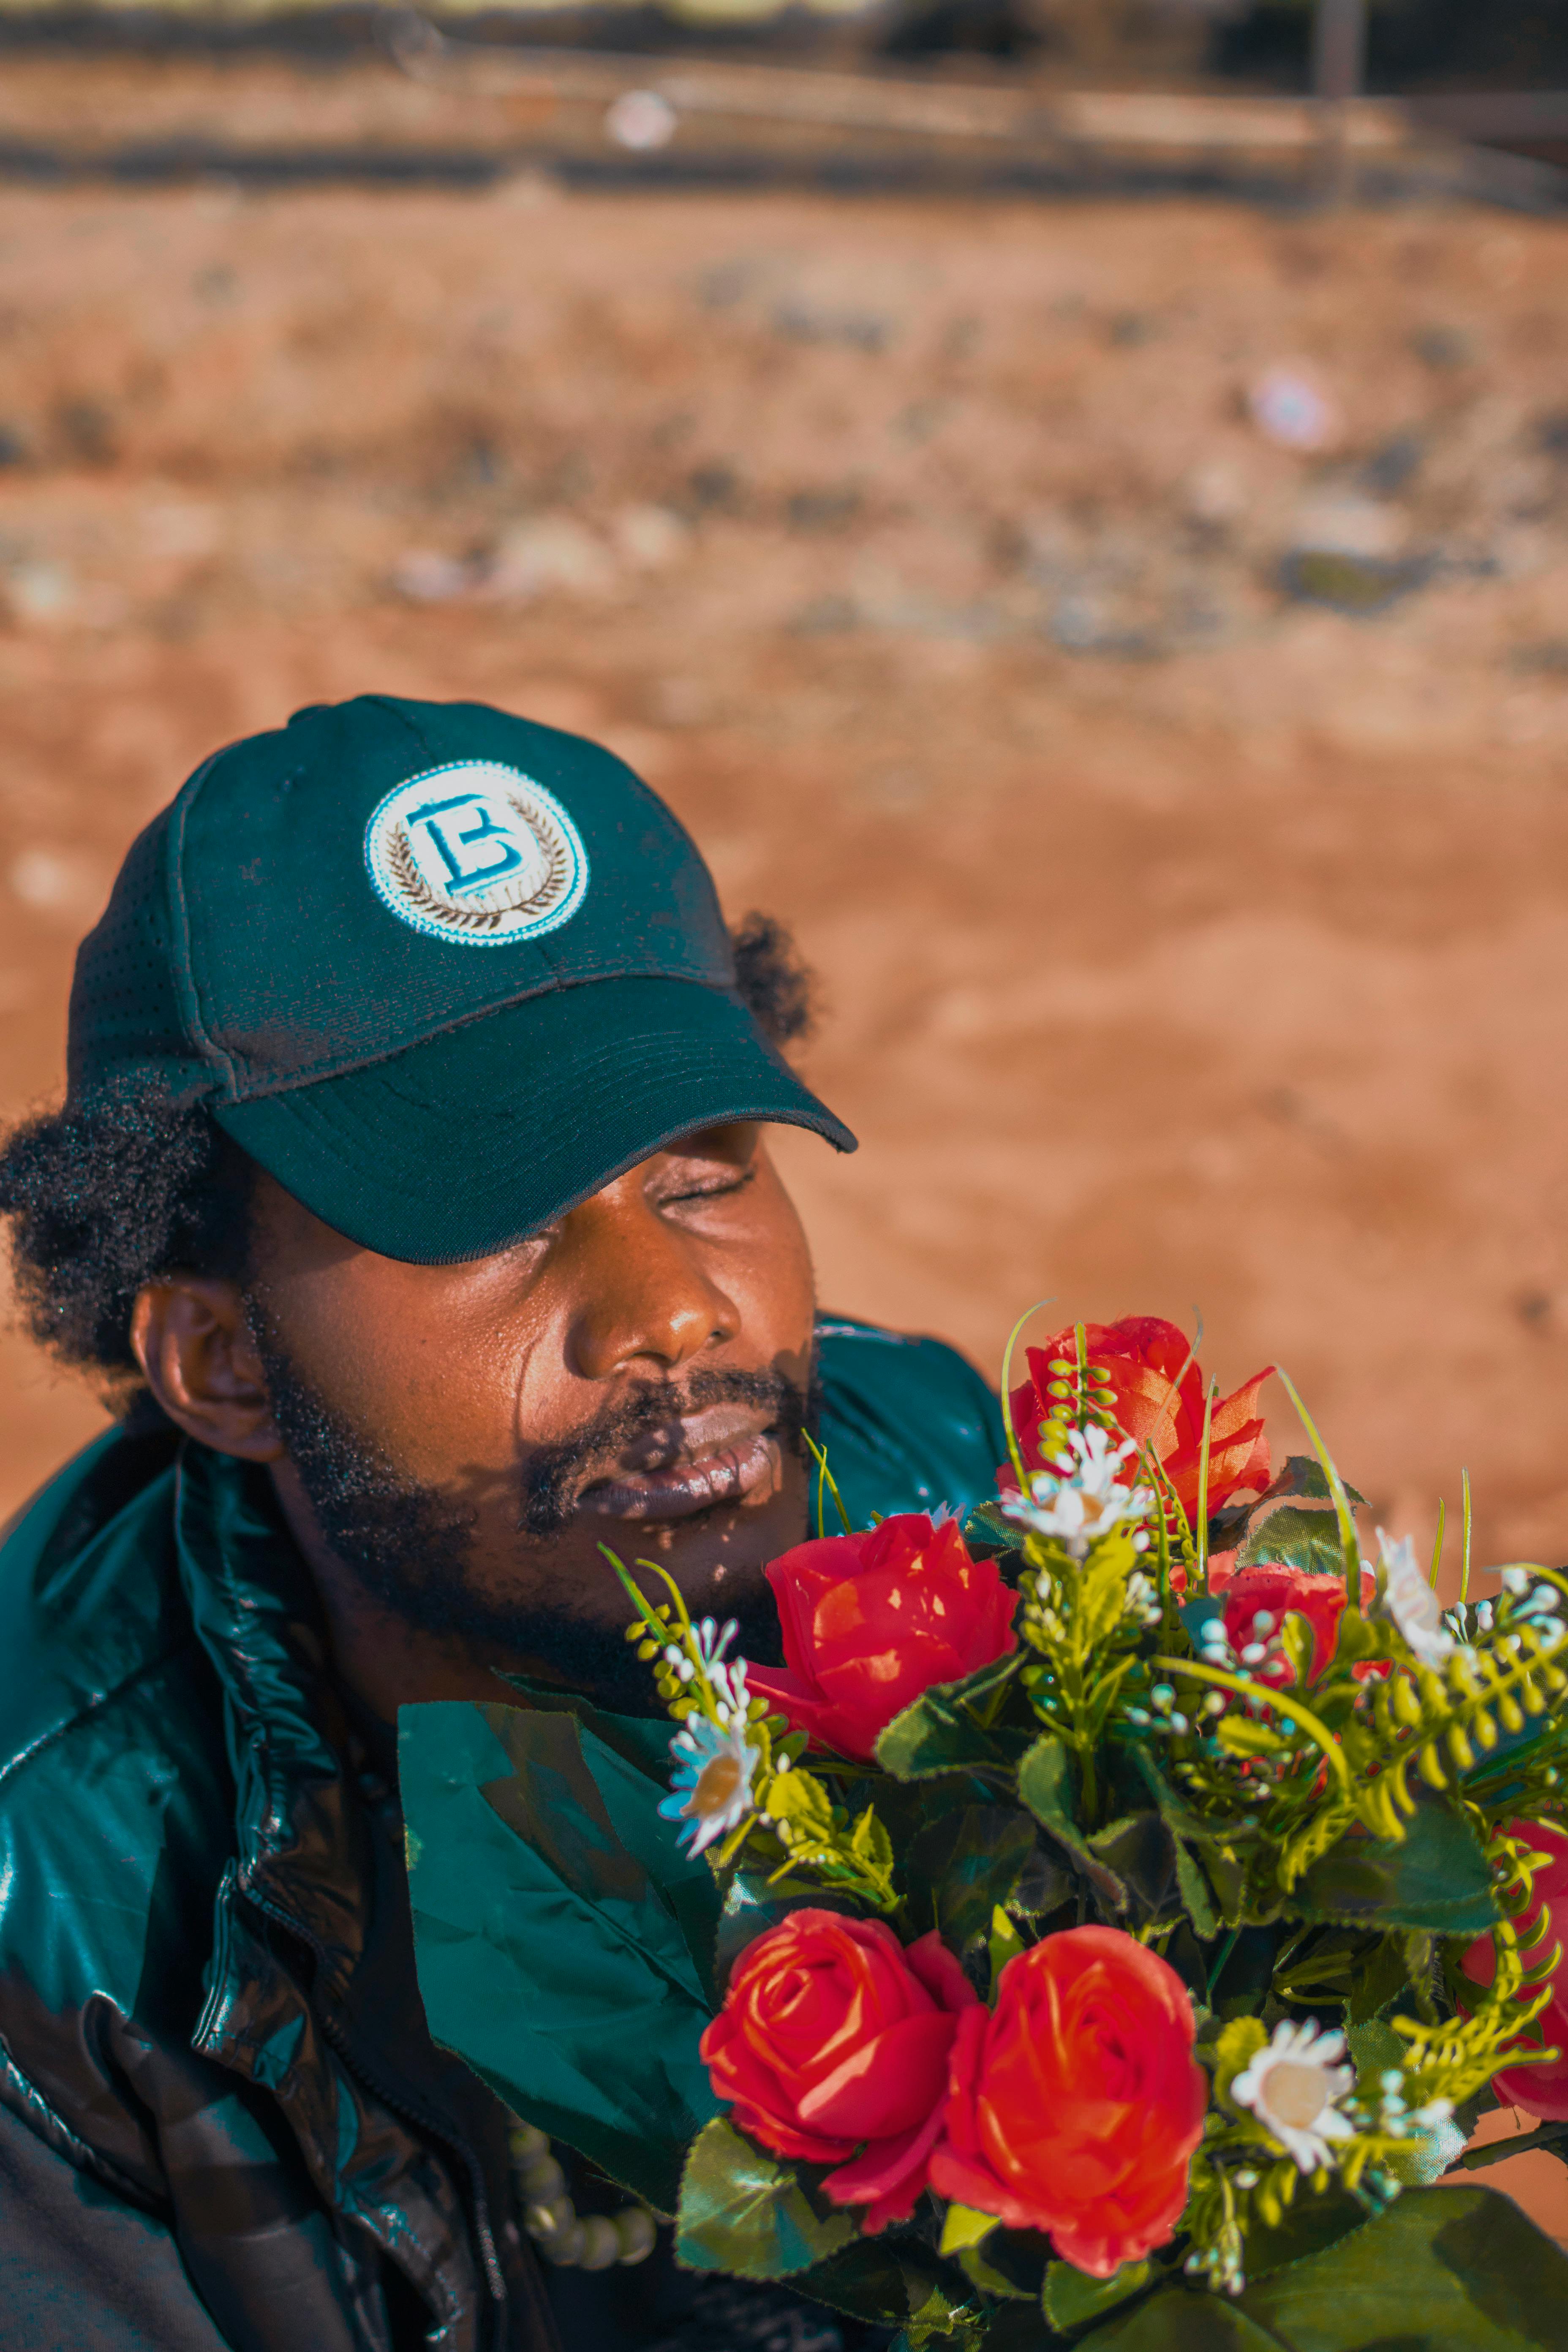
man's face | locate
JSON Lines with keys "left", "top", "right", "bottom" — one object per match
{"left": 245, "top": 1121, "right": 817, "bottom": 1706}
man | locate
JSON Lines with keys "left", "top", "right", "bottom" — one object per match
{"left": 0, "top": 697, "right": 1005, "bottom": 2352}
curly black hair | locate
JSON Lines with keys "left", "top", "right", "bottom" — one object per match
{"left": 0, "top": 911, "right": 818, "bottom": 1400}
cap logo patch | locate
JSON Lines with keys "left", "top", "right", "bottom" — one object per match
{"left": 365, "top": 762, "right": 588, "bottom": 946}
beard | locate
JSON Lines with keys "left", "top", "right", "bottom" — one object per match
{"left": 248, "top": 1308, "right": 812, "bottom": 1710}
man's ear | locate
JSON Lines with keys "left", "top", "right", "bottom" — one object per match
{"left": 131, "top": 1279, "right": 283, "bottom": 1462}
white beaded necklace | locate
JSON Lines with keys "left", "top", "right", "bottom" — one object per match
{"left": 509, "top": 2122, "right": 659, "bottom": 2271}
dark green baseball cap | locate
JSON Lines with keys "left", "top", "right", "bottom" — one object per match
{"left": 67, "top": 694, "right": 855, "bottom": 1262}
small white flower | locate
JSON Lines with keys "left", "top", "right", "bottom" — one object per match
{"left": 658, "top": 1710, "right": 760, "bottom": 1857}
{"left": 1376, "top": 1529, "right": 1455, "bottom": 1668}
{"left": 1230, "top": 2020, "right": 1356, "bottom": 2173}
{"left": 1003, "top": 1425, "right": 1152, "bottom": 1559}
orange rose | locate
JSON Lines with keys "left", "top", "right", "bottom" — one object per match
{"left": 929, "top": 1925, "right": 1206, "bottom": 2278}
{"left": 1001, "top": 1315, "right": 1272, "bottom": 1527}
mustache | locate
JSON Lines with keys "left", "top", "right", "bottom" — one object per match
{"left": 519, "top": 1364, "right": 812, "bottom": 1538}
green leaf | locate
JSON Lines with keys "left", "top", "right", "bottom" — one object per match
{"left": 964, "top": 1502, "right": 1028, "bottom": 1556}
{"left": 1088, "top": 1812, "right": 1179, "bottom": 1921}
{"left": 899, "top": 2278, "right": 990, "bottom": 2350}
{"left": 1085, "top": 2186, "right": 1568, "bottom": 2347}
{"left": 792, "top": 2236, "right": 924, "bottom": 2327}
{"left": 940, "top": 2204, "right": 1002, "bottom": 2258}
{"left": 1125, "top": 1747, "right": 1245, "bottom": 1936}
{"left": 1236, "top": 1505, "right": 1347, "bottom": 1580}
{"left": 1236, "top": 2180, "right": 1369, "bottom": 2283}
{"left": 675, "top": 2117, "right": 856, "bottom": 2278}
{"left": 1017, "top": 1736, "right": 1127, "bottom": 1912}
{"left": 767, "top": 1764, "right": 838, "bottom": 1841}
{"left": 990, "top": 1901, "right": 1026, "bottom": 1990}
{"left": 1346, "top": 2015, "right": 1404, "bottom": 2083}
{"left": 909, "top": 1805, "right": 1041, "bottom": 1950}
{"left": 1289, "top": 1792, "right": 1500, "bottom": 1936}
{"left": 1343, "top": 1941, "right": 1413, "bottom": 2029}
{"left": 849, "top": 1802, "right": 896, "bottom": 1880}
{"left": 959, "top": 2243, "right": 1037, "bottom": 2302}
{"left": 400, "top": 1700, "right": 720, "bottom": 2210}
{"left": 1236, "top": 2183, "right": 1568, "bottom": 2348}
{"left": 1174, "top": 1841, "right": 1220, "bottom": 1941}
{"left": 1263, "top": 1457, "right": 1370, "bottom": 1511}
{"left": 1075, "top": 2287, "right": 1277, "bottom": 2348}
{"left": 876, "top": 1654, "right": 1026, "bottom": 1781}
{"left": 1043, "top": 2259, "right": 1151, "bottom": 2333}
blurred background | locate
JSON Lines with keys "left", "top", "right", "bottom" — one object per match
{"left": 1, "top": 3, "right": 1567, "bottom": 1567}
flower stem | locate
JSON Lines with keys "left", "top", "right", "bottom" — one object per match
{"left": 803, "top": 1432, "right": 852, "bottom": 1537}
{"left": 999, "top": 1297, "right": 1055, "bottom": 1497}
{"left": 1196, "top": 1378, "right": 1217, "bottom": 1598}
{"left": 1460, "top": 1469, "right": 1473, "bottom": 1606}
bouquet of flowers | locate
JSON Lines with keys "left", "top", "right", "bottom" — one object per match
{"left": 400, "top": 1315, "right": 1568, "bottom": 2351}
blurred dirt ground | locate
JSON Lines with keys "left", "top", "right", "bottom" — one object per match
{"left": 2, "top": 141, "right": 1568, "bottom": 2224}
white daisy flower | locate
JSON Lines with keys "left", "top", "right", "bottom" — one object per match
{"left": 1230, "top": 2020, "right": 1356, "bottom": 2173}
{"left": 658, "top": 1711, "right": 760, "bottom": 1857}
{"left": 1003, "top": 1424, "right": 1152, "bottom": 1560}
{"left": 1376, "top": 1528, "right": 1455, "bottom": 1669}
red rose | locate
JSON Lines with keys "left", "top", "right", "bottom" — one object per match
{"left": 1462, "top": 1821, "right": 1568, "bottom": 2119}
{"left": 745, "top": 1515, "right": 1017, "bottom": 1764}
{"left": 1002, "top": 1316, "right": 1272, "bottom": 1526}
{"left": 700, "top": 1909, "right": 977, "bottom": 2231}
{"left": 929, "top": 1925, "right": 1206, "bottom": 2278}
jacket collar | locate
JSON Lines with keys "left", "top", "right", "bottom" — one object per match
{"left": 173, "top": 1439, "right": 373, "bottom": 1999}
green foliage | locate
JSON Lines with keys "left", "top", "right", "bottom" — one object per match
{"left": 909, "top": 1806, "right": 1042, "bottom": 1950}
{"left": 675, "top": 2118, "right": 856, "bottom": 2278}
{"left": 1073, "top": 2190, "right": 1568, "bottom": 2348}
{"left": 1254, "top": 1456, "right": 1370, "bottom": 1511}
{"left": 876, "top": 1652, "right": 1028, "bottom": 1781}
{"left": 1042, "top": 2259, "right": 1151, "bottom": 2334}
{"left": 1235, "top": 1504, "right": 1348, "bottom": 1581}
{"left": 1288, "top": 1794, "right": 1498, "bottom": 1934}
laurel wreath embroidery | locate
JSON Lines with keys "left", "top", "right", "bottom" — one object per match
{"left": 385, "top": 796, "right": 572, "bottom": 934}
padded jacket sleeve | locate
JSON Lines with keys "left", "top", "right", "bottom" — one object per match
{"left": 0, "top": 2098, "right": 234, "bottom": 2352}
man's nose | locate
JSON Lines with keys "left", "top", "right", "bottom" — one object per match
{"left": 561, "top": 1185, "right": 739, "bottom": 1383}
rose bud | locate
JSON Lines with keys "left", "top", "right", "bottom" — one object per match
{"left": 1000, "top": 1316, "right": 1272, "bottom": 1528}
{"left": 745, "top": 1514, "right": 1017, "bottom": 1764}
{"left": 1462, "top": 1820, "right": 1568, "bottom": 2119}
{"left": 701, "top": 1909, "right": 977, "bottom": 2232}
{"left": 929, "top": 1925, "right": 1207, "bottom": 2278}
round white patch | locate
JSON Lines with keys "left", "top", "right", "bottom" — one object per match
{"left": 365, "top": 762, "right": 588, "bottom": 947}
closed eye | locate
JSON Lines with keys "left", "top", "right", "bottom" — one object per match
{"left": 662, "top": 1165, "right": 757, "bottom": 1208}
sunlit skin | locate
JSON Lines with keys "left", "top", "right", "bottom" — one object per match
{"left": 129, "top": 1122, "right": 816, "bottom": 1731}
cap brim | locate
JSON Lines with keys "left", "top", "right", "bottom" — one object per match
{"left": 215, "top": 977, "right": 856, "bottom": 1263}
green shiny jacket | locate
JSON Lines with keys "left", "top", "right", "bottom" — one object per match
{"left": 0, "top": 1318, "right": 1004, "bottom": 2352}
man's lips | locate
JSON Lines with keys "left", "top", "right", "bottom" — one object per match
{"left": 574, "top": 1408, "right": 783, "bottom": 1524}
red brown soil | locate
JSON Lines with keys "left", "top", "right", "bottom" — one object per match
{"left": 2, "top": 75, "right": 1568, "bottom": 2231}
